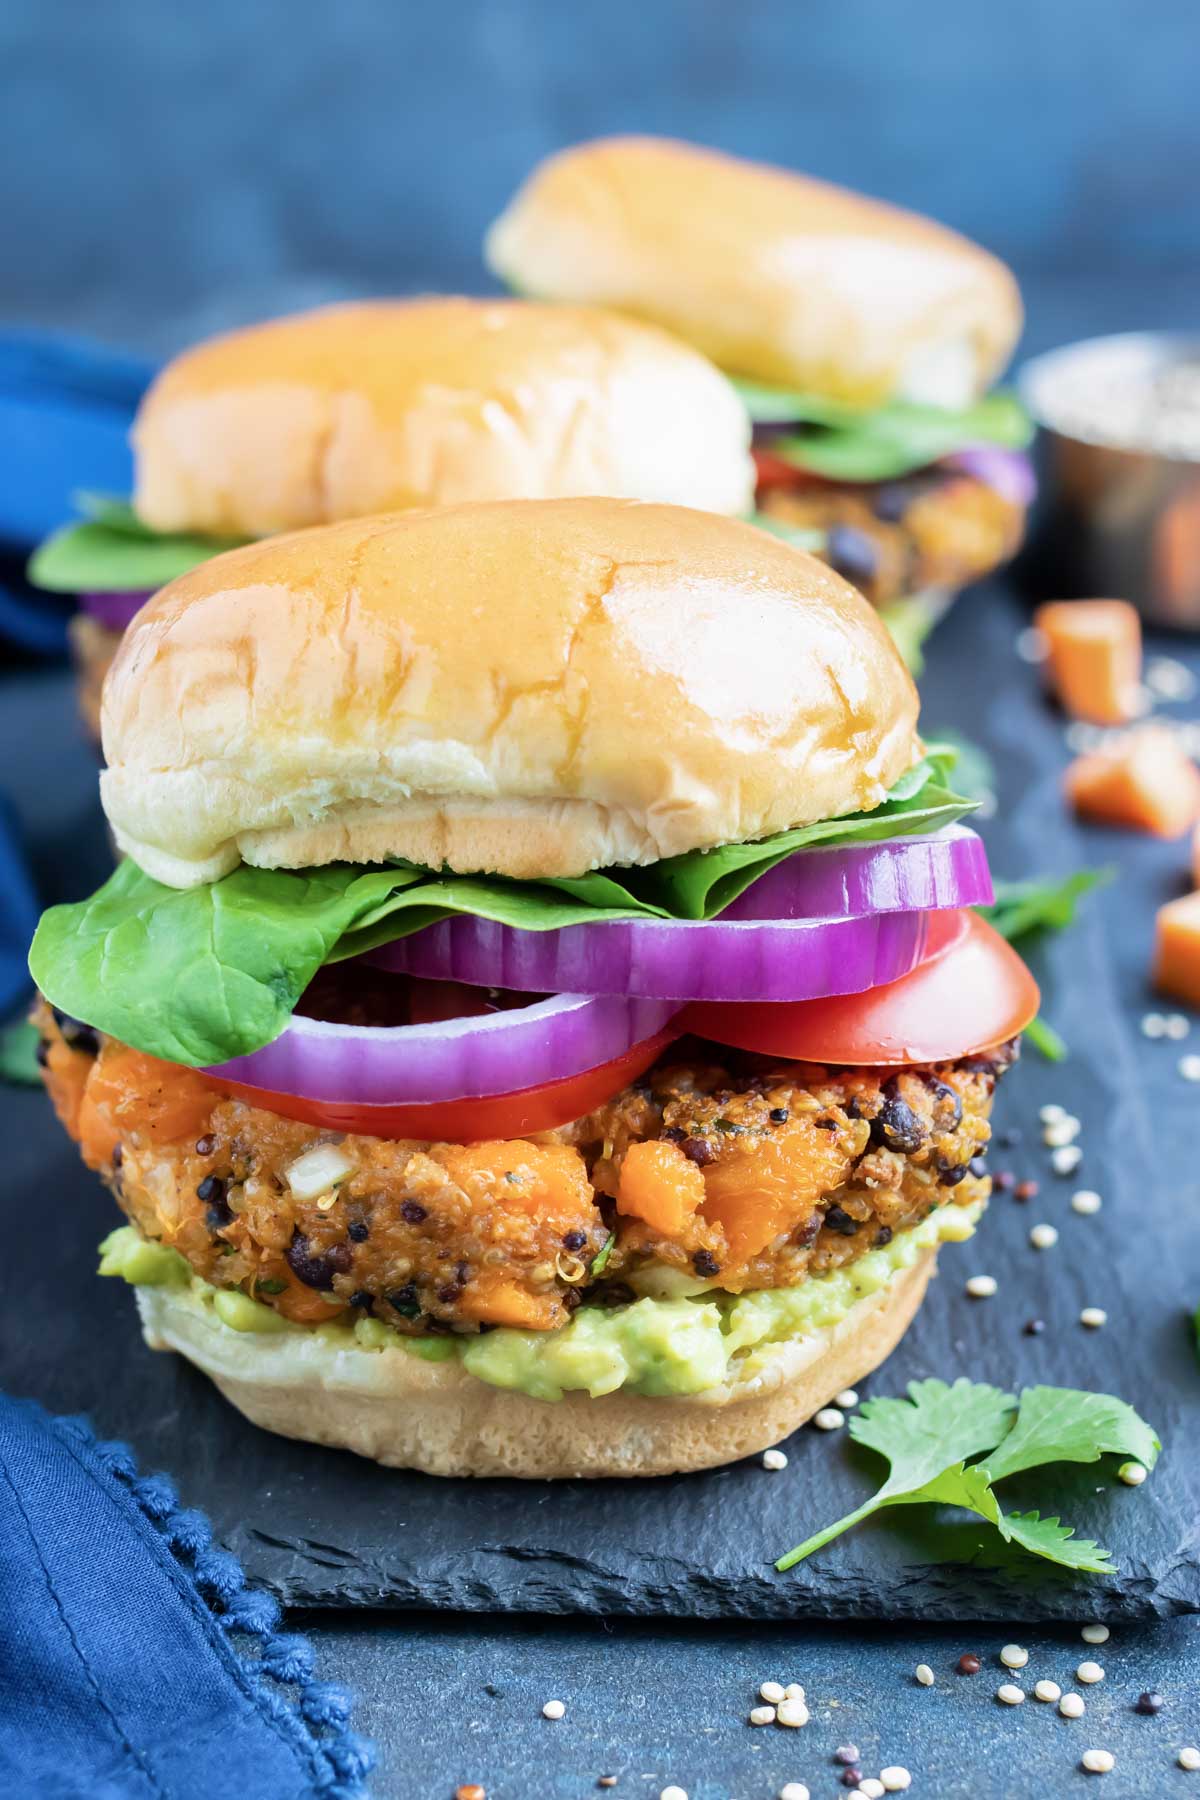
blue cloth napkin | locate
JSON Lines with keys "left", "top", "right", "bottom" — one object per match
{"left": 0, "top": 792, "right": 38, "bottom": 1022}
{"left": 0, "top": 331, "right": 155, "bottom": 657}
{"left": 0, "top": 1395, "right": 372, "bottom": 1798}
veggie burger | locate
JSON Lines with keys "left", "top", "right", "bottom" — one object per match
{"left": 31, "top": 497, "right": 1037, "bottom": 1478}
{"left": 28, "top": 295, "right": 754, "bottom": 733}
{"left": 487, "top": 136, "right": 1035, "bottom": 659}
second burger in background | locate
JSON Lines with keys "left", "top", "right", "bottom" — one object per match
{"left": 27, "top": 296, "right": 755, "bottom": 732}
{"left": 487, "top": 135, "right": 1035, "bottom": 662}
{"left": 31, "top": 499, "right": 1038, "bottom": 1478}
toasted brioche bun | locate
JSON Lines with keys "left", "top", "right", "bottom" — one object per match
{"left": 100, "top": 499, "right": 920, "bottom": 889}
{"left": 486, "top": 137, "right": 1022, "bottom": 408}
{"left": 132, "top": 297, "right": 754, "bottom": 537}
{"left": 135, "top": 1248, "right": 934, "bottom": 1478}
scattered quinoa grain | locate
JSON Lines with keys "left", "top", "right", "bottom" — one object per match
{"left": 1035, "top": 1680, "right": 1062, "bottom": 1703}
{"left": 1081, "top": 1624, "right": 1110, "bottom": 1644}
{"left": 760, "top": 1681, "right": 786, "bottom": 1705}
{"left": 836, "top": 1388, "right": 860, "bottom": 1408}
{"left": 1000, "top": 1644, "right": 1029, "bottom": 1669}
{"left": 598, "top": 1782, "right": 618, "bottom": 1791}
{"left": 750, "top": 1705, "right": 777, "bottom": 1726}
{"left": 1043, "top": 1116, "right": 1080, "bottom": 1148}
{"left": 1178, "top": 1054, "right": 1200, "bottom": 1082}
{"left": 814, "top": 1407, "right": 845, "bottom": 1431}
{"left": 785, "top": 1683, "right": 805, "bottom": 1700}
{"left": 880, "top": 1771, "right": 912, "bottom": 1793}
{"left": 997, "top": 1683, "right": 1025, "bottom": 1705}
{"left": 1119, "top": 1460, "right": 1148, "bottom": 1486}
{"left": 860, "top": 1784, "right": 886, "bottom": 1800}
{"left": 778, "top": 1786, "right": 810, "bottom": 1800}
{"left": 835, "top": 1747, "right": 861, "bottom": 1765}
{"left": 1164, "top": 1013, "right": 1191, "bottom": 1040}
{"left": 1013, "top": 1179, "right": 1039, "bottom": 1202}
{"left": 1060, "top": 1694, "right": 1086, "bottom": 1719}
{"left": 456, "top": 1787, "right": 486, "bottom": 1800}
{"left": 1135, "top": 1690, "right": 1164, "bottom": 1715}
{"left": 542, "top": 1699, "right": 566, "bottom": 1720}
{"left": 839, "top": 1771, "right": 863, "bottom": 1790}
{"left": 660, "top": 1788, "right": 688, "bottom": 1800}
{"left": 1080, "top": 1307, "right": 1108, "bottom": 1329}
{"left": 957, "top": 1653, "right": 982, "bottom": 1674}
{"left": 1039, "top": 1103, "right": 1066, "bottom": 1125}
{"left": 1017, "top": 626, "right": 1049, "bottom": 663}
{"left": 1178, "top": 1747, "right": 1200, "bottom": 1770}
{"left": 1071, "top": 1189, "right": 1102, "bottom": 1215}
{"left": 1029, "top": 1223, "right": 1059, "bottom": 1249}
{"left": 1081, "top": 1749, "right": 1115, "bottom": 1774}
{"left": 1077, "top": 1661, "right": 1105, "bottom": 1685}
{"left": 1051, "top": 1145, "right": 1083, "bottom": 1176}
{"left": 915, "top": 1662, "right": 935, "bottom": 1686}
{"left": 966, "top": 1274, "right": 998, "bottom": 1298}
{"left": 1142, "top": 1012, "right": 1167, "bottom": 1038}
{"left": 776, "top": 1697, "right": 809, "bottom": 1728}
{"left": 762, "top": 1449, "right": 789, "bottom": 1471}
{"left": 1023, "top": 1317, "right": 1046, "bottom": 1335}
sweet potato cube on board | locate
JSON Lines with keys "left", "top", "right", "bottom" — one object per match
{"left": 1066, "top": 727, "right": 1200, "bottom": 838}
{"left": 1034, "top": 599, "right": 1142, "bottom": 725}
{"left": 1154, "top": 891, "right": 1200, "bottom": 1009}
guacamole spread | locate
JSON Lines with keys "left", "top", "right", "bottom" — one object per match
{"left": 100, "top": 1201, "right": 981, "bottom": 1402}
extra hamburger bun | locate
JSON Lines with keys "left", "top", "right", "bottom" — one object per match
{"left": 99, "top": 499, "right": 920, "bottom": 888}
{"left": 486, "top": 136, "right": 1023, "bottom": 409}
{"left": 135, "top": 1247, "right": 935, "bottom": 1479}
{"left": 132, "top": 297, "right": 755, "bottom": 536}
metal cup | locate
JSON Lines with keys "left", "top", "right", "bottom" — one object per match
{"left": 1020, "top": 332, "right": 1200, "bottom": 630}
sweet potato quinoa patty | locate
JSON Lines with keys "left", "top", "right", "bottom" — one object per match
{"left": 756, "top": 464, "right": 1024, "bottom": 609}
{"left": 37, "top": 1002, "right": 1013, "bottom": 1336}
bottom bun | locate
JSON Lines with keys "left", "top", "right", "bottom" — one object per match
{"left": 136, "top": 1249, "right": 936, "bottom": 1479}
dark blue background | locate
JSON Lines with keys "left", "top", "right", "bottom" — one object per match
{"left": 3, "top": 0, "right": 1200, "bottom": 354}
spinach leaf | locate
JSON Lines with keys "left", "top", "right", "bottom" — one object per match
{"left": 28, "top": 494, "right": 247, "bottom": 593}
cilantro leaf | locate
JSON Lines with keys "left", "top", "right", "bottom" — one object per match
{"left": 980, "top": 869, "right": 1112, "bottom": 944}
{"left": 1022, "top": 1016, "right": 1069, "bottom": 1063}
{"left": 775, "top": 1378, "right": 1015, "bottom": 1568}
{"left": 28, "top": 494, "right": 247, "bottom": 594}
{"left": 979, "top": 1385, "right": 1161, "bottom": 1485}
{"left": 997, "top": 1511, "right": 1117, "bottom": 1575}
{"left": 589, "top": 1231, "right": 616, "bottom": 1277}
{"left": 776, "top": 1379, "right": 1159, "bottom": 1578}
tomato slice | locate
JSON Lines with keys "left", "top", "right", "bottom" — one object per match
{"left": 215, "top": 1027, "right": 679, "bottom": 1141}
{"left": 680, "top": 911, "right": 1039, "bottom": 1067}
{"left": 753, "top": 447, "right": 830, "bottom": 492}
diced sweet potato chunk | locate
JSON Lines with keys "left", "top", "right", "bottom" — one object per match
{"left": 1153, "top": 890, "right": 1200, "bottom": 1009}
{"left": 1066, "top": 726, "right": 1200, "bottom": 838}
{"left": 617, "top": 1139, "right": 706, "bottom": 1236}
{"left": 1035, "top": 599, "right": 1142, "bottom": 725}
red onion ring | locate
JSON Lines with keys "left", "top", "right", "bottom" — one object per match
{"left": 945, "top": 447, "right": 1036, "bottom": 509}
{"left": 369, "top": 907, "right": 933, "bottom": 1003}
{"left": 720, "top": 825, "right": 991, "bottom": 920}
{"left": 204, "top": 991, "right": 679, "bottom": 1105}
{"left": 78, "top": 590, "right": 152, "bottom": 632}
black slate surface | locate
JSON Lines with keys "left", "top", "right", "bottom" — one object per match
{"left": 3, "top": 582, "right": 1199, "bottom": 1623}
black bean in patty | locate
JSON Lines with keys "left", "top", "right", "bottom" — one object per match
{"left": 285, "top": 1231, "right": 351, "bottom": 1291}
{"left": 692, "top": 1249, "right": 721, "bottom": 1277}
{"left": 870, "top": 1095, "right": 926, "bottom": 1154}
{"left": 399, "top": 1199, "right": 428, "bottom": 1224}
{"left": 681, "top": 1137, "right": 715, "bottom": 1167}
{"left": 824, "top": 1205, "right": 861, "bottom": 1237}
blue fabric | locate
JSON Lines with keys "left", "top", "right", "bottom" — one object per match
{"left": 0, "top": 1396, "right": 372, "bottom": 1798}
{"left": 0, "top": 794, "right": 38, "bottom": 1020}
{"left": 0, "top": 332, "right": 155, "bottom": 658}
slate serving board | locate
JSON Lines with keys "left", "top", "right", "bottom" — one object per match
{"left": 3, "top": 583, "right": 1198, "bottom": 1623}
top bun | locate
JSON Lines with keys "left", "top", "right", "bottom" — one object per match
{"left": 486, "top": 137, "right": 1022, "bottom": 408}
{"left": 132, "top": 297, "right": 755, "bottom": 537}
{"left": 100, "top": 499, "right": 920, "bottom": 889}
